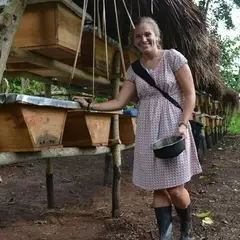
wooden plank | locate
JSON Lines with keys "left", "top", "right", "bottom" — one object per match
{"left": 27, "top": 0, "right": 92, "bottom": 21}
{"left": 10, "top": 47, "right": 110, "bottom": 85}
{"left": 119, "top": 115, "right": 136, "bottom": 144}
{"left": 22, "top": 105, "right": 67, "bottom": 148}
{"left": 63, "top": 111, "right": 112, "bottom": 147}
{"left": 80, "top": 31, "right": 116, "bottom": 77}
{"left": 0, "top": 105, "right": 33, "bottom": 151}
{"left": 0, "top": 144, "right": 135, "bottom": 166}
{"left": 0, "top": 104, "right": 67, "bottom": 152}
{"left": 57, "top": 3, "right": 82, "bottom": 52}
{"left": 13, "top": 2, "right": 57, "bottom": 48}
{"left": 86, "top": 113, "right": 111, "bottom": 146}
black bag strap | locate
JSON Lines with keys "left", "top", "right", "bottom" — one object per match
{"left": 131, "top": 60, "right": 183, "bottom": 112}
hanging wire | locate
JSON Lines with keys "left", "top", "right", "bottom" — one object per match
{"left": 70, "top": 0, "right": 88, "bottom": 85}
{"left": 151, "top": 0, "right": 154, "bottom": 14}
{"left": 97, "top": 0, "right": 102, "bottom": 38}
{"left": 102, "top": 0, "right": 109, "bottom": 82}
{"left": 137, "top": 0, "right": 140, "bottom": 17}
{"left": 92, "top": 0, "right": 96, "bottom": 101}
{"left": 113, "top": 0, "right": 126, "bottom": 80}
{"left": 121, "top": 0, "right": 135, "bottom": 29}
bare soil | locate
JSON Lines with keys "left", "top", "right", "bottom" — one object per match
{"left": 0, "top": 134, "right": 239, "bottom": 240}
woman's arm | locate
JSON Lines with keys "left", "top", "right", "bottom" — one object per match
{"left": 74, "top": 80, "right": 137, "bottom": 111}
{"left": 175, "top": 64, "right": 196, "bottom": 125}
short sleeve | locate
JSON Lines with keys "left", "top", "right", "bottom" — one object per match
{"left": 168, "top": 49, "right": 188, "bottom": 73}
{"left": 125, "top": 66, "right": 136, "bottom": 83}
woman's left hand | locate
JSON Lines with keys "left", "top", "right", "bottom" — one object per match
{"left": 178, "top": 124, "right": 188, "bottom": 138}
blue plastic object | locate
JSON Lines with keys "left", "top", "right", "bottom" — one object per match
{"left": 123, "top": 109, "right": 137, "bottom": 117}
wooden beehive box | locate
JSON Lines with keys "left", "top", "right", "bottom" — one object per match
{"left": 119, "top": 115, "right": 136, "bottom": 144}
{"left": 13, "top": 1, "right": 83, "bottom": 60}
{"left": 0, "top": 104, "right": 67, "bottom": 152}
{"left": 123, "top": 48, "right": 139, "bottom": 70}
{"left": 62, "top": 110, "right": 112, "bottom": 147}
{"left": 79, "top": 31, "right": 117, "bottom": 78}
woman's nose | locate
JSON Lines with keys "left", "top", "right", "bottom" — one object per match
{"left": 141, "top": 36, "right": 147, "bottom": 42}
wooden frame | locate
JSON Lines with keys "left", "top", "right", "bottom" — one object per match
{"left": 119, "top": 115, "right": 136, "bottom": 144}
{"left": 62, "top": 110, "right": 112, "bottom": 147}
{"left": 0, "top": 104, "right": 67, "bottom": 152}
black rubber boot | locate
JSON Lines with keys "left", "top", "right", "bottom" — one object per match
{"left": 175, "top": 204, "right": 191, "bottom": 240}
{"left": 154, "top": 206, "right": 173, "bottom": 240}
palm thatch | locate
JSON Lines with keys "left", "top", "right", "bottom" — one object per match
{"left": 222, "top": 87, "right": 240, "bottom": 109}
{"left": 73, "top": 0, "right": 237, "bottom": 104}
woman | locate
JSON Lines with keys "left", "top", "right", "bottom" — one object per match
{"left": 74, "top": 17, "right": 202, "bottom": 240}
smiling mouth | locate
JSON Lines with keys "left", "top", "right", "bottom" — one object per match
{"left": 141, "top": 44, "right": 151, "bottom": 49}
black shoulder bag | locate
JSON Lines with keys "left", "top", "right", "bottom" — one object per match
{"left": 131, "top": 60, "right": 203, "bottom": 151}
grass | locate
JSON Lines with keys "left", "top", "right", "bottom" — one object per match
{"left": 228, "top": 113, "right": 240, "bottom": 133}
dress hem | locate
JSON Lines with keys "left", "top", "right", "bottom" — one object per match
{"left": 132, "top": 171, "right": 202, "bottom": 191}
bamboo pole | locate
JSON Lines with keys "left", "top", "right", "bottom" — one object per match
{"left": 111, "top": 52, "right": 121, "bottom": 218}
{"left": 44, "top": 83, "right": 55, "bottom": 209}
{"left": 0, "top": 144, "right": 135, "bottom": 166}
{"left": 10, "top": 47, "right": 110, "bottom": 85}
{"left": 0, "top": 0, "right": 28, "bottom": 85}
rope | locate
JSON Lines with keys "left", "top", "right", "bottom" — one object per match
{"left": 137, "top": 0, "right": 140, "bottom": 17}
{"left": 97, "top": 0, "right": 102, "bottom": 38}
{"left": 113, "top": 0, "right": 126, "bottom": 80}
{"left": 121, "top": 0, "right": 135, "bottom": 29}
{"left": 69, "top": 0, "right": 88, "bottom": 85}
{"left": 102, "top": 0, "right": 109, "bottom": 82}
{"left": 92, "top": 0, "right": 96, "bottom": 101}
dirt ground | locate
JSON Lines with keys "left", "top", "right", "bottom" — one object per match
{"left": 0, "top": 134, "right": 239, "bottom": 240}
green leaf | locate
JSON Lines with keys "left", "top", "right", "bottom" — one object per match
{"left": 195, "top": 211, "right": 212, "bottom": 218}
{"left": 202, "top": 217, "right": 214, "bottom": 225}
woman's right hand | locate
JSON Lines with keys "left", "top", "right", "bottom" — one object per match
{"left": 73, "top": 96, "right": 89, "bottom": 109}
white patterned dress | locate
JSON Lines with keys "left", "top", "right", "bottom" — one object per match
{"left": 126, "top": 49, "right": 202, "bottom": 190}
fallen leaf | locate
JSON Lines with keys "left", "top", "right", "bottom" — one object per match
{"left": 194, "top": 211, "right": 212, "bottom": 218}
{"left": 202, "top": 217, "right": 214, "bottom": 225}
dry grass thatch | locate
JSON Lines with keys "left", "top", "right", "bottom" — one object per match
{"left": 222, "top": 87, "right": 240, "bottom": 108}
{"left": 73, "top": 0, "right": 237, "bottom": 103}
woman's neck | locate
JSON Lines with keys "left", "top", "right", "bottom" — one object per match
{"left": 142, "top": 48, "right": 162, "bottom": 61}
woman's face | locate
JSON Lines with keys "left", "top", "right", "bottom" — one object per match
{"left": 133, "top": 23, "right": 159, "bottom": 54}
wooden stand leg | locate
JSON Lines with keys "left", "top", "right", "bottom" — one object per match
{"left": 205, "top": 127, "right": 212, "bottom": 149}
{"left": 44, "top": 83, "right": 54, "bottom": 208}
{"left": 104, "top": 153, "right": 113, "bottom": 186}
{"left": 46, "top": 158, "right": 54, "bottom": 209}
{"left": 111, "top": 52, "right": 121, "bottom": 218}
{"left": 112, "top": 144, "right": 121, "bottom": 217}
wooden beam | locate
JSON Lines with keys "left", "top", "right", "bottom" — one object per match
{"left": 0, "top": 0, "right": 28, "bottom": 84}
{"left": 4, "top": 71, "right": 86, "bottom": 91}
{"left": 111, "top": 51, "right": 122, "bottom": 218}
{"left": 10, "top": 47, "right": 110, "bottom": 85}
{"left": 0, "top": 144, "right": 134, "bottom": 166}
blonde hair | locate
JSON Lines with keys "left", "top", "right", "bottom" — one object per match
{"left": 133, "top": 17, "right": 162, "bottom": 47}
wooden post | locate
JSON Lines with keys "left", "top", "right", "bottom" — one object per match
{"left": 104, "top": 153, "right": 113, "bottom": 186}
{"left": 44, "top": 83, "right": 55, "bottom": 209}
{"left": 10, "top": 47, "right": 110, "bottom": 86}
{"left": 0, "top": 0, "right": 27, "bottom": 85}
{"left": 111, "top": 52, "right": 121, "bottom": 218}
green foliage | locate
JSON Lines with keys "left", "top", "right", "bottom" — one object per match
{"left": 228, "top": 113, "right": 240, "bottom": 133}
{"left": 8, "top": 77, "right": 45, "bottom": 95}
{"left": 220, "top": 35, "right": 240, "bottom": 91}
{"left": 197, "top": 0, "right": 240, "bottom": 30}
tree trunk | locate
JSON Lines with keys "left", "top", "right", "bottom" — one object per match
{"left": 0, "top": 0, "right": 28, "bottom": 86}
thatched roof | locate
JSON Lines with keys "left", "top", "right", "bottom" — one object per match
{"left": 73, "top": 0, "right": 238, "bottom": 104}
